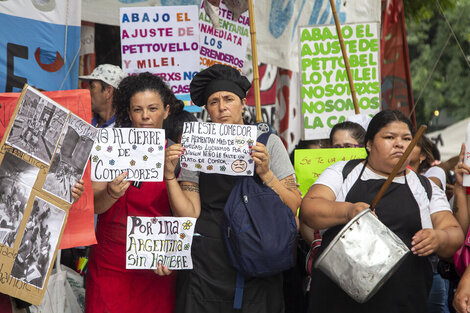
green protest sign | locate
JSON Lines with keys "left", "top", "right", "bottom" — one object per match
{"left": 299, "top": 23, "right": 381, "bottom": 139}
{"left": 295, "top": 148, "right": 368, "bottom": 196}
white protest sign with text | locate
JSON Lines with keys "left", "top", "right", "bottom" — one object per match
{"left": 198, "top": 0, "right": 250, "bottom": 72}
{"left": 300, "top": 23, "right": 381, "bottom": 140}
{"left": 126, "top": 216, "right": 196, "bottom": 270}
{"left": 120, "top": 6, "right": 200, "bottom": 99}
{"left": 180, "top": 122, "right": 257, "bottom": 176}
{"left": 90, "top": 128, "right": 165, "bottom": 182}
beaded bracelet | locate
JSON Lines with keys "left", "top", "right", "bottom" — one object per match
{"left": 263, "top": 173, "right": 275, "bottom": 186}
{"left": 106, "top": 184, "right": 120, "bottom": 200}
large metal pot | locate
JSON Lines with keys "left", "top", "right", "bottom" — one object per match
{"left": 313, "top": 208, "right": 410, "bottom": 303}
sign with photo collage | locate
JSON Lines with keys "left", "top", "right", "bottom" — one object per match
{"left": 0, "top": 85, "right": 98, "bottom": 305}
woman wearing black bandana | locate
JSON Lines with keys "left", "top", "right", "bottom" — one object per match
{"left": 164, "top": 64, "right": 302, "bottom": 312}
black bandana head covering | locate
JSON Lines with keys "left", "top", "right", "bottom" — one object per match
{"left": 190, "top": 64, "right": 251, "bottom": 107}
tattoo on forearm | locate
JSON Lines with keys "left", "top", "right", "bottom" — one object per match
{"left": 282, "top": 177, "right": 299, "bottom": 190}
{"left": 181, "top": 184, "right": 199, "bottom": 193}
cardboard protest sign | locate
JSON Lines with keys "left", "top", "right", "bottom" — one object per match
{"left": 126, "top": 216, "right": 196, "bottom": 270}
{"left": 180, "top": 122, "right": 257, "bottom": 176}
{"left": 120, "top": 5, "right": 199, "bottom": 104}
{"left": 90, "top": 128, "right": 166, "bottom": 182}
{"left": 0, "top": 85, "right": 98, "bottom": 305}
{"left": 0, "top": 89, "right": 98, "bottom": 249}
{"left": 295, "top": 148, "right": 367, "bottom": 195}
{"left": 198, "top": 0, "right": 250, "bottom": 72}
{"left": 300, "top": 23, "right": 381, "bottom": 140}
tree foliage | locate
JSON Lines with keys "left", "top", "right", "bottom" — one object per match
{"left": 406, "top": 0, "right": 470, "bottom": 127}
{"left": 404, "top": 0, "right": 454, "bottom": 21}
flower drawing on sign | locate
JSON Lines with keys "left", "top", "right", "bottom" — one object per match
{"left": 246, "top": 170, "right": 252, "bottom": 175}
{"left": 158, "top": 145, "right": 163, "bottom": 151}
{"left": 109, "top": 159, "right": 115, "bottom": 165}
{"left": 182, "top": 220, "right": 193, "bottom": 230}
{"left": 152, "top": 217, "right": 157, "bottom": 224}
{"left": 220, "top": 165, "right": 226, "bottom": 171}
{"left": 207, "top": 165, "right": 213, "bottom": 170}
{"left": 130, "top": 160, "right": 136, "bottom": 166}
{"left": 184, "top": 244, "right": 190, "bottom": 250}
{"left": 132, "top": 144, "right": 137, "bottom": 150}
{"left": 195, "top": 164, "right": 202, "bottom": 169}
{"left": 180, "top": 233, "right": 186, "bottom": 239}
{"left": 156, "top": 162, "right": 162, "bottom": 168}
{"left": 248, "top": 159, "right": 253, "bottom": 164}
{"left": 143, "top": 155, "right": 148, "bottom": 161}
{"left": 247, "top": 139, "right": 254, "bottom": 148}
{"left": 107, "top": 146, "right": 113, "bottom": 152}
{"left": 95, "top": 145, "right": 101, "bottom": 151}
{"left": 92, "top": 156, "right": 99, "bottom": 162}
{"left": 148, "top": 147, "right": 154, "bottom": 153}
{"left": 181, "top": 162, "right": 188, "bottom": 168}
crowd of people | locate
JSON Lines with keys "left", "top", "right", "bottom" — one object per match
{"left": 6, "top": 62, "right": 470, "bottom": 312}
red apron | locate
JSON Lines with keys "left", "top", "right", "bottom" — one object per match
{"left": 85, "top": 181, "right": 176, "bottom": 313}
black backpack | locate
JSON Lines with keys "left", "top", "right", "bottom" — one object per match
{"left": 222, "top": 131, "right": 298, "bottom": 309}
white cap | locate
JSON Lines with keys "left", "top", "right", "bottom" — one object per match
{"left": 346, "top": 114, "right": 372, "bottom": 131}
{"left": 79, "top": 64, "right": 127, "bottom": 89}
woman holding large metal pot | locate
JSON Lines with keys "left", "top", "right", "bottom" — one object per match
{"left": 300, "top": 110, "right": 463, "bottom": 313}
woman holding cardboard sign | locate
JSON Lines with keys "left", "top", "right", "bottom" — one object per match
{"left": 164, "top": 64, "right": 302, "bottom": 313}
{"left": 300, "top": 110, "right": 463, "bottom": 313}
{"left": 86, "top": 73, "right": 179, "bottom": 313}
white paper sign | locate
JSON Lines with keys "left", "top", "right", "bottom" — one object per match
{"left": 90, "top": 128, "right": 165, "bottom": 182}
{"left": 120, "top": 6, "right": 200, "bottom": 100}
{"left": 126, "top": 216, "right": 196, "bottom": 270}
{"left": 300, "top": 22, "right": 381, "bottom": 140}
{"left": 180, "top": 122, "right": 257, "bottom": 176}
{"left": 198, "top": 0, "right": 250, "bottom": 72}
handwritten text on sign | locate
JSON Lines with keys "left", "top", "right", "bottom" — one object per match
{"left": 90, "top": 128, "right": 165, "bottom": 182}
{"left": 180, "top": 122, "right": 257, "bottom": 176}
{"left": 126, "top": 216, "right": 196, "bottom": 270}
{"left": 198, "top": 0, "right": 250, "bottom": 72}
{"left": 120, "top": 6, "right": 199, "bottom": 97}
{"left": 300, "top": 23, "right": 381, "bottom": 139}
{"left": 295, "top": 148, "right": 367, "bottom": 195}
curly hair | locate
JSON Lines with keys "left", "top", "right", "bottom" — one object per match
{"left": 113, "top": 72, "right": 177, "bottom": 127}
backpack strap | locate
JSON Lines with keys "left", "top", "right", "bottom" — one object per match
{"left": 416, "top": 174, "right": 433, "bottom": 201}
{"left": 233, "top": 272, "right": 244, "bottom": 309}
{"left": 342, "top": 159, "right": 365, "bottom": 181}
{"left": 256, "top": 130, "right": 271, "bottom": 146}
{"left": 231, "top": 128, "right": 271, "bottom": 310}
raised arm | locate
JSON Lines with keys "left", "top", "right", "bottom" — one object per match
{"left": 453, "top": 143, "right": 470, "bottom": 233}
{"left": 164, "top": 143, "right": 201, "bottom": 217}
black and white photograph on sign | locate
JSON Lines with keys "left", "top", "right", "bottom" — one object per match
{"left": 10, "top": 197, "right": 66, "bottom": 289}
{"left": 43, "top": 114, "right": 98, "bottom": 203}
{"left": 6, "top": 86, "right": 69, "bottom": 165}
{"left": 0, "top": 153, "right": 39, "bottom": 247}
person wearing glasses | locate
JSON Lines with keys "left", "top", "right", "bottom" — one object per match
{"left": 329, "top": 121, "right": 366, "bottom": 149}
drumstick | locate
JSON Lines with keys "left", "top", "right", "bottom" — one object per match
{"left": 370, "top": 125, "right": 427, "bottom": 210}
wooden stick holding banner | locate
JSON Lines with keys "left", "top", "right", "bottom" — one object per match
{"left": 247, "top": 0, "right": 262, "bottom": 123}
{"left": 329, "top": 0, "right": 360, "bottom": 114}
{"left": 371, "top": 125, "right": 427, "bottom": 209}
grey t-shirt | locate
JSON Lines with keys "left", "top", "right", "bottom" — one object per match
{"left": 178, "top": 130, "right": 294, "bottom": 184}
